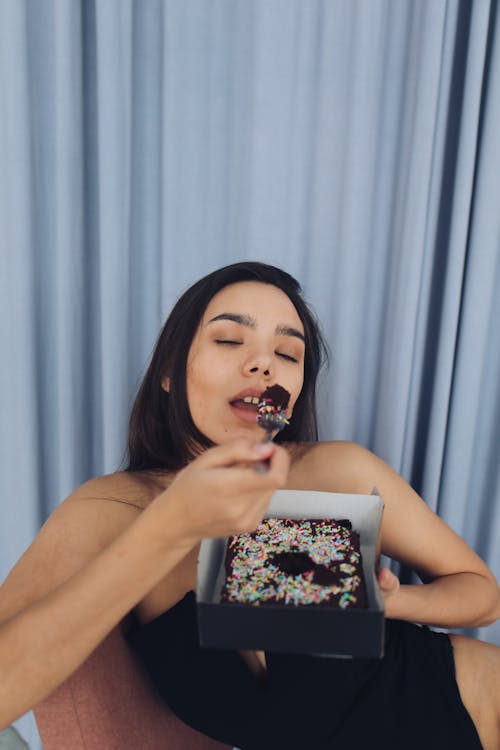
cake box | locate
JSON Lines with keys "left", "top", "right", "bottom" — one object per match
{"left": 196, "top": 489, "right": 385, "bottom": 659}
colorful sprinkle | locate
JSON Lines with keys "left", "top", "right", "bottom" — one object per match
{"left": 221, "top": 518, "right": 366, "bottom": 609}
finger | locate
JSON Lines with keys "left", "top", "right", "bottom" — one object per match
{"left": 195, "top": 438, "right": 276, "bottom": 469}
{"left": 377, "top": 567, "right": 394, "bottom": 588}
{"left": 377, "top": 568, "right": 400, "bottom": 595}
{"left": 210, "top": 442, "right": 289, "bottom": 490}
{"left": 265, "top": 443, "right": 290, "bottom": 484}
{"left": 253, "top": 441, "right": 289, "bottom": 475}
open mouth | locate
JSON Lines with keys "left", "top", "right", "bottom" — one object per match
{"left": 229, "top": 396, "right": 261, "bottom": 422}
{"left": 230, "top": 396, "right": 260, "bottom": 411}
{"left": 229, "top": 389, "right": 292, "bottom": 428}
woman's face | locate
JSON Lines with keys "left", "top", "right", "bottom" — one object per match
{"left": 182, "top": 281, "right": 305, "bottom": 445}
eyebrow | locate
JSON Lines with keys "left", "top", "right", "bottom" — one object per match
{"left": 207, "top": 313, "right": 305, "bottom": 343}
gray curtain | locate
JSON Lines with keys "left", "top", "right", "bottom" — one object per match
{"left": 1, "top": 1, "right": 499, "bottom": 747}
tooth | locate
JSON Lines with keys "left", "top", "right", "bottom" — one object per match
{"left": 243, "top": 396, "right": 253, "bottom": 403}
{"left": 252, "top": 397, "right": 259, "bottom": 404}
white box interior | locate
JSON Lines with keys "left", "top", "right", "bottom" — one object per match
{"left": 198, "top": 488, "right": 385, "bottom": 611}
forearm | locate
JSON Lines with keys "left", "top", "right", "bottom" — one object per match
{"left": 0, "top": 499, "right": 194, "bottom": 729}
{"left": 385, "top": 571, "right": 500, "bottom": 629}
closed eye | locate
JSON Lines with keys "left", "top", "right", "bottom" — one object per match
{"left": 215, "top": 340, "right": 298, "bottom": 362}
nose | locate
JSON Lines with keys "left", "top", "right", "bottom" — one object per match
{"left": 248, "top": 364, "right": 271, "bottom": 376}
{"left": 243, "top": 350, "right": 273, "bottom": 378}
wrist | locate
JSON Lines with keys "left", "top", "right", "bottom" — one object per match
{"left": 136, "top": 487, "right": 200, "bottom": 558}
{"left": 383, "top": 575, "right": 499, "bottom": 628}
{"left": 383, "top": 583, "right": 424, "bottom": 622}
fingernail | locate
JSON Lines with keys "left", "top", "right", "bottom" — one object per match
{"left": 253, "top": 443, "right": 271, "bottom": 457}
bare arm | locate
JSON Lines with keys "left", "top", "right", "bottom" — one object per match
{"left": 0, "top": 498, "right": 193, "bottom": 728}
{"left": 0, "top": 439, "right": 288, "bottom": 730}
{"left": 302, "top": 442, "right": 500, "bottom": 628}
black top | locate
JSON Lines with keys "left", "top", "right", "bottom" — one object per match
{"left": 127, "top": 592, "right": 483, "bottom": 750}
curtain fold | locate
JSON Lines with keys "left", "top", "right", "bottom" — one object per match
{"left": 439, "top": 0, "right": 500, "bottom": 644}
{"left": 1, "top": 1, "right": 499, "bottom": 746}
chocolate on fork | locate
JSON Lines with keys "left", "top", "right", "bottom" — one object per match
{"left": 254, "top": 384, "right": 290, "bottom": 471}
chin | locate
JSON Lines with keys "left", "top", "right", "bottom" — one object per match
{"left": 217, "top": 427, "right": 261, "bottom": 444}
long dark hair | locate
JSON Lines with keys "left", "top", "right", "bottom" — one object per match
{"left": 126, "top": 262, "right": 328, "bottom": 471}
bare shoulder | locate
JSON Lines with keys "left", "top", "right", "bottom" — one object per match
{"left": 0, "top": 470, "right": 170, "bottom": 623}
{"left": 287, "top": 441, "right": 496, "bottom": 584}
{"left": 70, "top": 469, "right": 172, "bottom": 507}
{"left": 286, "top": 440, "right": 382, "bottom": 494}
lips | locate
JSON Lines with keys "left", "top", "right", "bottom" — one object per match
{"left": 229, "top": 389, "right": 264, "bottom": 423}
{"left": 228, "top": 386, "right": 291, "bottom": 425}
{"left": 229, "top": 401, "right": 260, "bottom": 423}
{"left": 231, "top": 398, "right": 259, "bottom": 412}
{"left": 229, "top": 388, "right": 264, "bottom": 403}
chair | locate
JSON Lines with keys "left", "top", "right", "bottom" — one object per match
{"left": 0, "top": 727, "right": 29, "bottom": 750}
{"left": 33, "top": 619, "right": 230, "bottom": 750}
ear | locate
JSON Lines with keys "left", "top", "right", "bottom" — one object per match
{"left": 161, "top": 375, "right": 170, "bottom": 393}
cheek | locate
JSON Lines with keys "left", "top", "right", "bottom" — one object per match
{"left": 288, "top": 370, "right": 305, "bottom": 416}
{"left": 186, "top": 356, "right": 218, "bottom": 422}
{"left": 287, "top": 395, "right": 298, "bottom": 418}
{"left": 185, "top": 363, "right": 204, "bottom": 416}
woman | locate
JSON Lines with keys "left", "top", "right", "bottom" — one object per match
{"left": 0, "top": 262, "right": 499, "bottom": 748}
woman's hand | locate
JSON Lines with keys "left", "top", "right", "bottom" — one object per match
{"left": 151, "top": 438, "right": 290, "bottom": 547}
{"left": 377, "top": 567, "right": 401, "bottom": 616}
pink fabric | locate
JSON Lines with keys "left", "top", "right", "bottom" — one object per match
{"left": 34, "top": 621, "right": 230, "bottom": 750}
